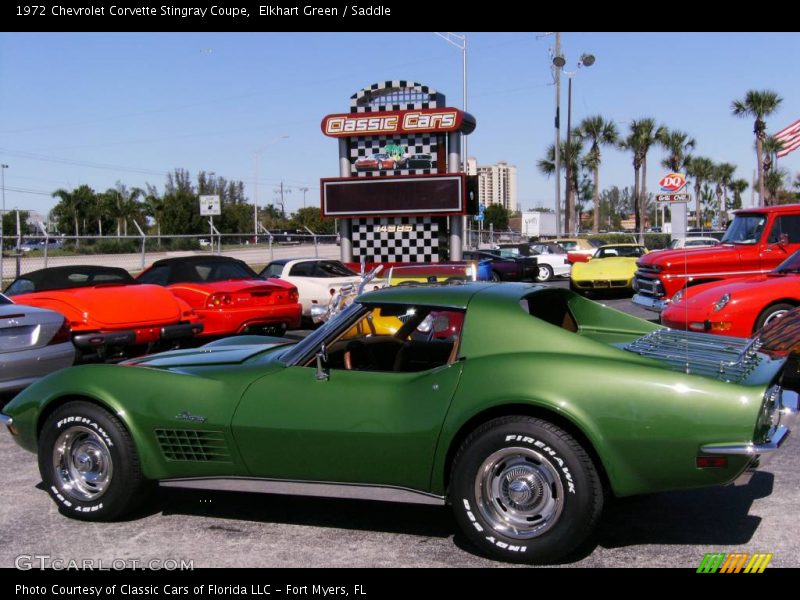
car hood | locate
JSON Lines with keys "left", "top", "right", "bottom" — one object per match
{"left": 123, "top": 338, "right": 292, "bottom": 369}
{"left": 637, "top": 244, "right": 739, "bottom": 268}
{"left": 16, "top": 284, "right": 185, "bottom": 327}
{"left": 574, "top": 257, "right": 638, "bottom": 278}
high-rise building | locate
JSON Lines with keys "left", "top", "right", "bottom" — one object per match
{"left": 467, "top": 158, "right": 517, "bottom": 212}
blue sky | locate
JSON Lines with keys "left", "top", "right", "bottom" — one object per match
{"left": 1, "top": 31, "right": 799, "bottom": 218}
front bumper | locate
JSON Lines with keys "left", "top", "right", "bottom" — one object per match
{"left": 701, "top": 389, "right": 799, "bottom": 463}
{"left": 632, "top": 293, "right": 668, "bottom": 313}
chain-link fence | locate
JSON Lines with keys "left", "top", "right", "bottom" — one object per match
{"left": 1, "top": 233, "right": 340, "bottom": 286}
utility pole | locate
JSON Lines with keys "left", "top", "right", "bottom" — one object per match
{"left": 300, "top": 187, "right": 309, "bottom": 209}
{"left": 274, "top": 181, "right": 291, "bottom": 219}
{"left": 552, "top": 33, "right": 562, "bottom": 236}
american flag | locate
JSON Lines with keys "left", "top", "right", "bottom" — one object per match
{"left": 775, "top": 119, "right": 800, "bottom": 158}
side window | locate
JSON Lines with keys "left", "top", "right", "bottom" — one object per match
{"left": 289, "top": 262, "right": 314, "bottom": 277}
{"left": 768, "top": 215, "right": 800, "bottom": 244}
{"left": 262, "top": 263, "right": 284, "bottom": 278}
{"left": 5, "top": 279, "right": 35, "bottom": 296}
{"left": 319, "top": 305, "right": 464, "bottom": 373}
{"left": 138, "top": 266, "right": 171, "bottom": 286}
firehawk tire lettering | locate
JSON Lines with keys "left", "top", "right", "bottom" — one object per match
{"left": 451, "top": 416, "right": 602, "bottom": 563}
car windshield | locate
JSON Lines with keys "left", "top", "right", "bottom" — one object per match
{"left": 595, "top": 246, "right": 645, "bottom": 258}
{"left": 774, "top": 250, "right": 800, "bottom": 274}
{"left": 171, "top": 260, "right": 258, "bottom": 283}
{"left": 280, "top": 301, "right": 365, "bottom": 365}
{"left": 721, "top": 214, "right": 767, "bottom": 244}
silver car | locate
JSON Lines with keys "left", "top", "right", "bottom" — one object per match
{"left": 0, "top": 293, "right": 75, "bottom": 393}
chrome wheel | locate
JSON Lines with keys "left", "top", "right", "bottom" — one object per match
{"left": 474, "top": 447, "right": 564, "bottom": 540}
{"left": 52, "top": 425, "right": 113, "bottom": 501}
{"left": 763, "top": 309, "right": 788, "bottom": 326}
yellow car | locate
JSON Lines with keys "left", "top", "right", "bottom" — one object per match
{"left": 569, "top": 243, "right": 648, "bottom": 294}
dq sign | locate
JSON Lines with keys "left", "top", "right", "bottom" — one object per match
{"left": 659, "top": 173, "right": 687, "bottom": 192}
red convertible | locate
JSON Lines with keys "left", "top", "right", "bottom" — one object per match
{"left": 661, "top": 248, "right": 800, "bottom": 337}
{"left": 137, "top": 256, "right": 301, "bottom": 337}
{"left": 4, "top": 265, "right": 203, "bottom": 361}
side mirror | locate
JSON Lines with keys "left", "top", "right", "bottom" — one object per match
{"left": 315, "top": 343, "right": 329, "bottom": 381}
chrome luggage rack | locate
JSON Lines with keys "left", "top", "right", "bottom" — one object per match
{"left": 624, "top": 329, "right": 763, "bottom": 382}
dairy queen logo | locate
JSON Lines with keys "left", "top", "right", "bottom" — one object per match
{"left": 659, "top": 173, "right": 687, "bottom": 192}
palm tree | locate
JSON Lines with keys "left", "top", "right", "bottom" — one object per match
{"left": 685, "top": 156, "right": 715, "bottom": 228}
{"left": 574, "top": 115, "right": 618, "bottom": 233}
{"left": 52, "top": 185, "right": 95, "bottom": 248}
{"left": 144, "top": 185, "right": 164, "bottom": 246}
{"left": 538, "top": 138, "right": 584, "bottom": 233}
{"left": 765, "top": 169, "right": 788, "bottom": 204}
{"left": 658, "top": 129, "right": 696, "bottom": 173}
{"left": 623, "top": 119, "right": 665, "bottom": 238}
{"left": 728, "top": 178, "right": 749, "bottom": 210}
{"left": 731, "top": 90, "right": 783, "bottom": 207}
{"left": 712, "top": 163, "right": 736, "bottom": 228}
{"left": 761, "top": 135, "right": 785, "bottom": 186}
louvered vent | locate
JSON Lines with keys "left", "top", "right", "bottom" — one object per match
{"left": 155, "top": 429, "right": 231, "bottom": 462}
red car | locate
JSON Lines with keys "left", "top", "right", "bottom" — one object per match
{"left": 354, "top": 153, "right": 396, "bottom": 171}
{"left": 4, "top": 265, "right": 203, "bottom": 361}
{"left": 137, "top": 256, "right": 301, "bottom": 337}
{"left": 661, "top": 248, "right": 800, "bottom": 337}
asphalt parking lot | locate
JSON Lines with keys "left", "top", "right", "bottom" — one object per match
{"left": 1, "top": 279, "right": 798, "bottom": 568}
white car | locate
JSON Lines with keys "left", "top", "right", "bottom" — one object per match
{"left": 260, "top": 258, "right": 370, "bottom": 317}
{"left": 495, "top": 245, "right": 570, "bottom": 282}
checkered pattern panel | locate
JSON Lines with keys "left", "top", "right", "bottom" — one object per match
{"left": 350, "top": 134, "right": 441, "bottom": 177}
{"left": 350, "top": 80, "right": 445, "bottom": 113}
{"left": 352, "top": 217, "right": 439, "bottom": 263}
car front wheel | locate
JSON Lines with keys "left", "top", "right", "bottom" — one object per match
{"left": 754, "top": 302, "right": 795, "bottom": 333}
{"left": 534, "top": 264, "right": 554, "bottom": 283}
{"left": 38, "top": 401, "right": 149, "bottom": 521}
{"left": 450, "top": 416, "right": 603, "bottom": 563}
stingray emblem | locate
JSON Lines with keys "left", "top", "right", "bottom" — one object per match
{"left": 175, "top": 411, "right": 207, "bottom": 423}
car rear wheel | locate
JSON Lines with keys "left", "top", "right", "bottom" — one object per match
{"left": 534, "top": 265, "right": 554, "bottom": 283}
{"left": 38, "top": 401, "right": 149, "bottom": 521}
{"left": 754, "top": 302, "right": 795, "bottom": 333}
{"left": 491, "top": 270, "right": 501, "bottom": 282}
{"left": 450, "top": 416, "right": 603, "bottom": 564}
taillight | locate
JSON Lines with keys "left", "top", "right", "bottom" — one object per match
{"left": 207, "top": 294, "right": 232, "bottom": 308}
{"left": 48, "top": 318, "right": 72, "bottom": 345}
{"left": 289, "top": 289, "right": 299, "bottom": 303}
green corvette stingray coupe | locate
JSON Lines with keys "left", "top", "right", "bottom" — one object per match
{"left": 1, "top": 282, "right": 797, "bottom": 564}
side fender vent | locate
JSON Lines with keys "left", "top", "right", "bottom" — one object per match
{"left": 155, "top": 429, "right": 232, "bottom": 462}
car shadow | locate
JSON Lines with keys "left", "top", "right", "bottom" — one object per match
{"left": 146, "top": 472, "right": 773, "bottom": 562}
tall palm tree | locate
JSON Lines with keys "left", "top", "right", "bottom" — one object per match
{"left": 712, "top": 163, "right": 736, "bottom": 228}
{"left": 761, "top": 135, "right": 785, "bottom": 187}
{"left": 658, "top": 129, "right": 696, "bottom": 173}
{"left": 732, "top": 89, "right": 783, "bottom": 207}
{"left": 52, "top": 185, "right": 95, "bottom": 248}
{"left": 624, "top": 119, "right": 665, "bottom": 238}
{"left": 144, "top": 185, "right": 164, "bottom": 246}
{"left": 685, "top": 156, "right": 715, "bottom": 228}
{"left": 574, "top": 115, "right": 618, "bottom": 233}
{"left": 728, "top": 178, "right": 749, "bottom": 210}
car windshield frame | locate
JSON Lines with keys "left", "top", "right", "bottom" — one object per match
{"left": 721, "top": 213, "right": 767, "bottom": 245}
{"left": 280, "top": 301, "right": 367, "bottom": 366}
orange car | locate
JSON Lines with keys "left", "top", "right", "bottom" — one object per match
{"left": 4, "top": 265, "right": 203, "bottom": 361}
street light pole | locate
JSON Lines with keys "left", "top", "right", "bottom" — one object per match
{"left": 0, "top": 164, "right": 7, "bottom": 284}
{"left": 434, "top": 32, "right": 467, "bottom": 172}
{"left": 300, "top": 187, "right": 309, "bottom": 209}
{"left": 550, "top": 33, "right": 564, "bottom": 237}
{"left": 253, "top": 135, "right": 289, "bottom": 239}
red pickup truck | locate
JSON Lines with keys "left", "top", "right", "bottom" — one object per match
{"left": 632, "top": 204, "right": 800, "bottom": 312}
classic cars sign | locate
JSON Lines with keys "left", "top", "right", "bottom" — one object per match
{"left": 321, "top": 108, "right": 476, "bottom": 137}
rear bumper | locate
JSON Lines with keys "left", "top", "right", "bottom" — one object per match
{"left": 198, "top": 305, "right": 302, "bottom": 337}
{"left": 73, "top": 322, "right": 203, "bottom": 350}
{"left": 632, "top": 293, "right": 668, "bottom": 313}
{"left": 701, "top": 389, "right": 799, "bottom": 464}
{"left": 0, "top": 341, "right": 75, "bottom": 392}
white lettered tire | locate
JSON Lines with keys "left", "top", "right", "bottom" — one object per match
{"left": 38, "top": 401, "right": 149, "bottom": 521}
{"left": 450, "top": 416, "right": 603, "bottom": 563}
